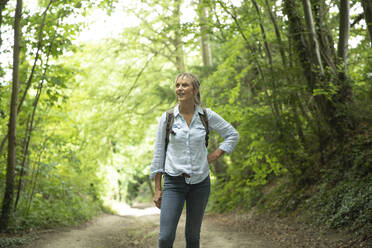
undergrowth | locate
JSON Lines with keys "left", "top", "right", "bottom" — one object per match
{"left": 208, "top": 126, "right": 372, "bottom": 247}
{"left": 2, "top": 196, "right": 103, "bottom": 233}
{"left": 0, "top": 237, "right": 30, "bottom": 248}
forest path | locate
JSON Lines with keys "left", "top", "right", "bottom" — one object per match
{"left": 23, "top": 202, "right": 275, "bottom": 248}
{"left": 23, "top": 202, "right": 349, "bottom": 248}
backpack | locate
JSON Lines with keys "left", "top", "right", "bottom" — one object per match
{"left": 164, "top": 108, "right": 209, "bottom": 166}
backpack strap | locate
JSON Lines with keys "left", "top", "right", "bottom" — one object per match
{"left": 198, "top": 108, "right": 209, "bottom": 147}
{"left": 164, "top": 109, "right": 174, "bottom": 170}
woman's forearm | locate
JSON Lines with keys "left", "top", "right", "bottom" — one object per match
{"left": 215, "top": 148, "right": 225, "bottom": 158}
{"left": 155, "top": 172, "right": 162, "bottom": 191}
{"left": 154, "top": 172, "right": 163, "bottom": 209}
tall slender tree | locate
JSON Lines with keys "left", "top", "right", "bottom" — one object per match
{"left": 302, "top": 0, "right": 324, "bottom": 74}
{"left": 0, "top": 0, "right": 22, "bottom": 231}
{"left": 361, "top": 0, "right": 372, "bottom": 46}
{"left": 173, "top": 0, "right": 186, "bottom": 72}
{"left": 197, "top": 0, "right": 213, "bottom": 68}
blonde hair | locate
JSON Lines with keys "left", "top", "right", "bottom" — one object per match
{"left": 174, "top": 73, "right": 201, "bottom": 105}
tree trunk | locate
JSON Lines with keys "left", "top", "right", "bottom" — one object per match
{"left": 0, "top": 0, "right": 22, "bottom": 231}
{"left": 361, "top": 0, "right": 372, "bottom": 46}
{"left": 311, "top": 0, "right": 337, "bottom": 72}
{"left": 302, "top": 0, "right": 324, "bottom": 74}
{"left": 198, "top": 0, "right": 213, "bottom": 67}
{"left": 334, "top": 0, "right": 352, "bottom": 105}
{"left": 283, "top": 0, "right": 335, "bottom": 137}
{"left": 264, "top": 0, "right": 287, "bottom": 66}
{"left": 0, "top": 0, "right": 53, "bottom": 157}
{"left": 251, "top": 0, "right": 273, "bottom": 67}
{"left": 329, "top": 0, "right": 354, "bottom": 138}
{"left": 25, "top": 137, "right": 48, "bottom": 215}
{"left": 14, "top": 9, "right": 58, "bottom": 212}
{"left": 173, "top": 0, "right": 186, "bottom": 72}
{"left": 283, "top": 0, "right": 315, "bottom": 90}
{"left": 251, "top": 0, "right": 282, "bottom": 117}
{"left": 14, "top": 115, "right": 31, "bottom": 212}
{"left": 337, "top": 0, "right": 350, "bottom": 70}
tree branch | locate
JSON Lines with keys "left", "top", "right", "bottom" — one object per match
{"left": 17, "top": 0, "right": 54, "bottom": 114}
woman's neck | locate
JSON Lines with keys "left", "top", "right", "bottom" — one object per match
{"left": 179, "top": 101, "right": 195, "bottom": 115}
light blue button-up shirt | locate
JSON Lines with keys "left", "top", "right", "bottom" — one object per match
{"left": 150, "top": 105, "right": 239, "bottom": 184}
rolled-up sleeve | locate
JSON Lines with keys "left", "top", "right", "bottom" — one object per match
{"left": 207, "top": 108, "right": 239, "bottom": 153}
{"left": 149, "top": 112, "right": 167, "bottom": 179}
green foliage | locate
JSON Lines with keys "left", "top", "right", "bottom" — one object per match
{"left": 9, "top": 195, "right": 101, "bottom": 231}
{"left": 0, "top": 237, "right": 30, "bottom": 248}
{"left": 300, "top": 174, "right": 372, "bottom": 232}
{"left": 193, "top": 3, "right": 372, "bottom": 246}
{"left": 0, "top": 0, "right": 120, "bottom": 232}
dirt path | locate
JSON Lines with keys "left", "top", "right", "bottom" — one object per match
{"left": 21, "top": 202, "right": 354, "bottom": 248}
{"left": 23, "top": 203, "right": 275, "bottom": 248}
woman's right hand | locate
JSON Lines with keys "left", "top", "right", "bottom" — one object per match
{"left": 154, "top": 189, "right": 162, "bottom": 209}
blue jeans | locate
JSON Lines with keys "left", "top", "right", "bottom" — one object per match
{"left": 158, "top": 174, "right": 210, "bottom": 248}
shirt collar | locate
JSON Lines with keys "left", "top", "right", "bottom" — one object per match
{"left": 174, "top": 104, "right": 204, "bottom": 117}
{"left": 196, "top": 104, "right": 204, "bottom": 115}
{"left": 174, "top": 105, "right": 180, "bottom": 117}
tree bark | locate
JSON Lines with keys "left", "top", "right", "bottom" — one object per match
{"left": 173, "top": 0, "right": 186, "bottom": 72}
{"left": 283, "top": 0, "right": 335, "bottom": 136}
{"left": 14, "top": 115, "right": 31, "bottom": 212}
{"left": 283, "top": 0, "right": 315, "bottom": 90}
{"left": 337, "top": 0, "right": 350, "bottom": 70}
{"left": 311, "top": 0, "right": 337, "bottom": 73}
{"left": 334, "top": 0, "right": 353, "bottom": 106}
{"left": 361, "top": 0, "right": 372, "bottom": 46}
{"left": 198, "top": 0, "right": 213, "bottom": 67}
{"left": 0, "top": 0, "right": 22, "bottom": 231}
{"left": 302, "top": 0, "right": 324, "bottom": 74}
{"left": 264, "top": 0, "right": 287, "bottom": 66}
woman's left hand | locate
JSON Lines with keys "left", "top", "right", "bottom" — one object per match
{"left": 207, "top": 149, "right": 225, "bottom": 163}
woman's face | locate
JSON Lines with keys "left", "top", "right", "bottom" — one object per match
{"left": 175, "top": 76, "right": 197, "bottom": 103}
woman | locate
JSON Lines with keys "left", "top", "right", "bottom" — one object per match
{"left": 150, "top": 73, "right": 239, "bottom": 248}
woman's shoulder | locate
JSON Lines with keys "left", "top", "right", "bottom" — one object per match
{"left": 202, "top": 108, "right": 227, "bottom": 123}
{"left": 157, "top": 111, "right": 167, "bottom": 124}
{"left": 200, "top": 107, "right": 218, "bottom": 122}
{"left": 203, "top": 107, "right": 215, "bottom": 117}
{"left": 159, "top": 106, "right": 177, "bottom": 123}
